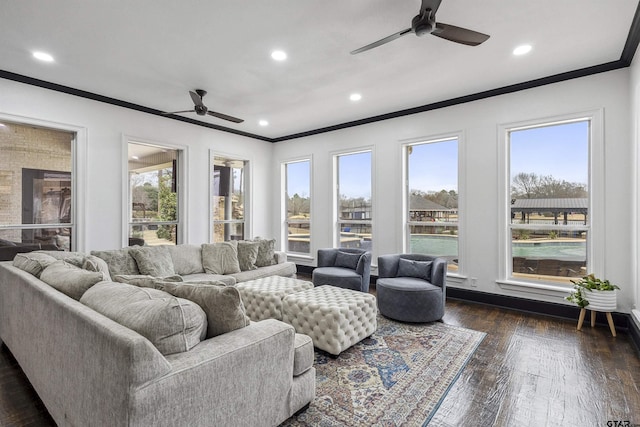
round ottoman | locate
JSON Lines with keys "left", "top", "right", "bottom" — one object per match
{"left": 376, "top": 277, "right": 444, "bottom": 323}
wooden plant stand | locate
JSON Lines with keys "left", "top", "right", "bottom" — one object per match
{"left": 577, "top": 308, "right": 616, "bottom": 337}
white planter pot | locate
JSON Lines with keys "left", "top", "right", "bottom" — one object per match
{"left": 585, "top": 289, "right": 617, "bottom": 312}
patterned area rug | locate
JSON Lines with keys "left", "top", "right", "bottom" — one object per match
{"left": 281, "top": 315, "right": 485, "bottom": 427}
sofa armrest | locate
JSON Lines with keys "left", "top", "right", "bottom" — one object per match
{"left": 274, "top": 251, "right": 287, "bottom": 264}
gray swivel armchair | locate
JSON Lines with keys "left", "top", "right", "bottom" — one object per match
{"left": 376, "top": 254, "right": 447, "bottom": 322}
{"left": 312, "top": 248, "right": 372, "bottom": 292}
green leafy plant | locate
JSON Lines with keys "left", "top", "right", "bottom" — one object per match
{"left": 565, "top": 274, "right": 619, "bottom": 308}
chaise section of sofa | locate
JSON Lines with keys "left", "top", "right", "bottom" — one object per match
{"left": 0, "top": 257, "right": 315, "bottom": 426}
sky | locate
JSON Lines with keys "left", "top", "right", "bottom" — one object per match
{"left": 285, "top": 119, "right": 589, "bottom": 199}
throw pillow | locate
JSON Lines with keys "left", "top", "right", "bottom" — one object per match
{"left": 201, "top": 241, "right": 241, "bottom": 275}
{"left": 12, "top": 252, "right": 58, "bottom": 278}
{"left": 237, "top": 240, "right": 260, "bottom": 271}
{"left": 40, "top": 260, "right": 106, "bottom": 300}
{"left": 129, "top": 246, "right": 175, "bottom": 277}
{"left": 113, "top": 274, "right": 183, "bottom": 288}
{"left": 154, "top": 281, "right": 250, "bottom": 338}
{"left": 166, "top": 244, "right": 204, "bottom": 275}
{"left": 90, "top": 248, "right": 140, "bottom": 276}
{"left": 36, "top": 250, "right": 86, "bottom": 268}
{"left": 82, "top": 255, "right": 112, "bottom": 282}
{"left": 334, "top": 251, "right": 361, "bottom": 270}
{"left": 80, "top": 282, "right": 206, "bottom": 355}
{"left": 397, "top": 258, "right": 433, "bottom": 281}
{"left": 254, "top": 238, "right": 276, "bottom": 267}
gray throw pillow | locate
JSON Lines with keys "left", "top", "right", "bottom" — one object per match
{"left": 91, "top": 248, "right": 140, "bottom": 276}
{"left": 155, "top": 281, "right": 250, "bottom": 338}
{"left": 40, "top": 260, "right": 106, "bottom": 300}
{"left": 129, "top": 246, "right": 175, "bottom": 277}
{"left": 254, "top": 238, "right": 276, "bottom": 267}
{"left": 201, "top": 242, "right": 241, "bottom": 275}
{"left": 166, "top": 244, "right": 204, "bottom": 275}
{"left": 12, "top": 252, "right": 58, "bottom": 278}
{"left": 237, "top": 240, "right": 260, "bottom": 271}
{"left": 113, "top": 274, "right": 183, "bottom": 288}
{"left": 36, "top": 250, "right": 86, "bottom": 268}
{"left": 334, "top": 251, "right": 361, "bottom": 270}
{"left": 82, "top": 255, "right": 112, "bottom": 282}
{"left": 81, "top": 282, "right": 206, "bottom": 355}
{"left": 397, "top": 258, "right": 432, "bottom": 281}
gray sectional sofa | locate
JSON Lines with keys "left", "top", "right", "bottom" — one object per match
{"left": 0, "top": 242, "right": 314, "bottom": 426}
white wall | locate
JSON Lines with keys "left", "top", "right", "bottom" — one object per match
{"left": 631, "top": 44, "right": 640, "bottom": 325}
{"left": 0, "top": 79, "right": 274, "bottom": 251}
{"left": 272, "top": 69, "right": 634, "bottom": 312}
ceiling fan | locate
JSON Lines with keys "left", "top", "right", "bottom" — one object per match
{"left": 350, "top": 0, "right": 490, "bottom": 55}
{"left": 165, "top": 89, "right": 244, "bottom": 123}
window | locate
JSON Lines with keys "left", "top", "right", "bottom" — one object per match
{"left": 213, "top": 156, "right": 248, "bottom": 242}
{"left": 405, "top": 138, "right": 459, "bottom": 272}
{"left": 128, "top": 142, "right": 181, "bottom": 246}
{"left": 507, "top": 119, "right": 590, "bottom": 283}
{"left": 284, "top": 159, "right": 311, "bottom": 254}
{"left": 335, "top": 151, "right": 372, "bottom": 251}
{"left": 0, "top": 121, "right": 75, "bottom": 251}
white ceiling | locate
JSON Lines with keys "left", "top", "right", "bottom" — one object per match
{"left": 1, "top": 1, "right": 638, "bottom": 140}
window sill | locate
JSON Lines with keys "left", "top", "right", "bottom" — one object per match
{"left": 287, "top": 253, "right": 314, "bottom": 261}
{"left": 496, "top": 279, "right": 571, "bottom": 298}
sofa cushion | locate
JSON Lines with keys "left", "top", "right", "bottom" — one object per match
{"left": 91, "top": 248, "right": 140, "bottom": 276}
{"left": 154, "top": 281, "right": 250, "bottom": 338}
{"left": 181, "top": 273, "right": 237, "bottom": 286}
{"left": 254, "top": 238, "right": 276, "bottom": 267}
{"left": 202, "top": 241, "right": 241, "bottom": 275}
{"left": 40, "top": 260, "right": 106, "bottom": 300}
{"left": 237, "top": 240, "right": 260, "bottom": 271}
{"left": 397, "top": 258, "right": 432, "bottom": 281}
{"left": 12, "top": 252, "right": 58, "bottom": 277}
{"left": 113, "top": 274, "right": 183, "bottom": 288}
{"left": 80, "top": 281, "right": 207, "bottom": 355}
{"left": 230, "top": 261, "right": 297, "bottom": 283}
{"left": 334, "top": 250, "right": 360, "bottom": 270}
{"left": 36, "top": 250, "right": 86, "bottom": 268}
{"left": 129, "top": 246, "right": 175, "bottom": 277}
{"left": 82, "top": 255, "right": 112, "bottom": 282}
{"left": 166, "top": 244, "right": 204, "bottom": 275}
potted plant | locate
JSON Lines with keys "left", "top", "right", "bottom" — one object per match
{"left": 566, "top": 274, "right": 619, "bottom": 311}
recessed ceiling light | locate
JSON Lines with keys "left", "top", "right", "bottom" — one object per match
{"left": 513, "top": 44, "right": 532, "bottom": 56}
{"left": 271, "top": 50, "right": 287, "bottom": 61}
{"left": 131, "top": 155, "right": 139, "bottom": 160}
{"left": 32, "top": 51, "right": 54, "bottom": 62}
{"left": 349, "top": 93, "right": 362, "bottom": 102}
{"left": 259, "top": 120, "right": 269, "bottom": 126}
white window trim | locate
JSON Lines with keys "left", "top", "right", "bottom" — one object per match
{"left": 332, "top": 147, "right": 375, "bottom": 258}
{"left": 123, "top": 135, "right": 189, "bottom": 246}
{"left": 400, "top": 132, "right": 465, "bottom": 276}
{"left": 281, "top": 155, "right": 313, "bottom": 257}
{"left": 497, "top": 109, "right": 604, "bottom": 293}
{"left": 0, "top": 113, "right": 87, "bottom": 252}
{"left": 210, "top": 151, "right": 252, "bottom": 242}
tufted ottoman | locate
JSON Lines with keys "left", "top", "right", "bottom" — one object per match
{"left": 236, "top": 276, "right": 314, "bottom": 321}
{"left": 282, "top": 286, "right": 377, "bottom": 355}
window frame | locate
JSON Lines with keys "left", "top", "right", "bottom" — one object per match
{"left": 497, "top": 110, "right": 604, "bottom": 292}
{"left": 282, "top": 157, "right": 313, "bottom": 257}
{"left": 210, "top": 152, "right": 251, "bottom": 242}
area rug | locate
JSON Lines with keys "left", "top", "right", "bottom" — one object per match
{"left": 281, "top": 315, "right": 486, "bottom": 427}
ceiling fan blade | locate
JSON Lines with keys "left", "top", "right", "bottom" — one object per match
{"left": 432, "top": 22, "right": 489, "bottom": 46}
{"left": 207, "top": 110, "right": 244, "bottom": 123}
{"left": 350, "top": 28, "right": 412, "bottom": 55}
{"left": 163, "top": 109, "right": 195, "bottom": 115}
{"left": 189, "top": 90, "right": 205, "bottom": 108}
{"left": 420, "top": 0, "right": 442, "bottom": 14}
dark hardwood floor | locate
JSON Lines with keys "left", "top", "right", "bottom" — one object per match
{"left": 1, "top": 287, "right": 638, "bottom": 426}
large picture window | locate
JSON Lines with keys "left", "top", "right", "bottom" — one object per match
{"left": 213, "top": 156, "right": 248, "bottom": 242}
{"left": 284, "top": 159, "right": 311, "bottom": 254}
{"left": 405, "top": 138, "right": 459, "bottom": 272}
{"left": 128, "top": 142, "right": 181, "bottom": 246}
{"left": 508, "top": 119, "right": 590, "bottom": 282}
{"left": 335, "top": 151, "right": 372, "bottom": 251}
{"left": 0, "top": 121, "right": 75, "bottom": 252}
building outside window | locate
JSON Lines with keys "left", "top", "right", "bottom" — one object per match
{"left": 284, "top": 159, "right": 311, "bottom": 254}
{"left": 335, "top": 150, "right": 372, "bottom": 251}
{"left": 213, "top": 156, "right": 247, "bottom": 242}
{"left": 508, "top": 119, "right": 590, "bottom": 282}
{"left": 0, "top": 121, "right": 75, "bottom": 252}
{"left": 128, "top": 142, "right": 181, "bottom": 246}
{"left": 405, "top": 138, "right": 459, "bottom": 272}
